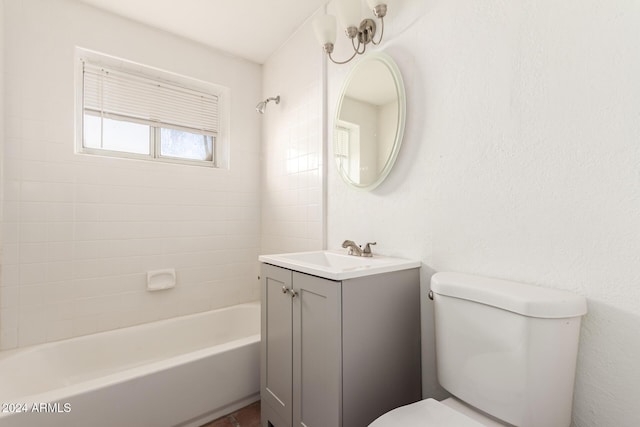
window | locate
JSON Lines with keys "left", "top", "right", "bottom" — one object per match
{"left": 78, "top": 50, "right": 227, "bottom": 167}
{"left": 335, "top": 120, "right": 360, "bottom": 183}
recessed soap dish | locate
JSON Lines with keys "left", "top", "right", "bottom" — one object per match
{"left": 147, "top": 268, "right": 176, "bottom": 291}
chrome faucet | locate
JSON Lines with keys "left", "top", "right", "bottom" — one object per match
{"left": 342, "top": 240, "right": 377, "bottom": 257}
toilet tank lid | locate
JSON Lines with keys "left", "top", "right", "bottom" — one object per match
{"left": 431, "top": 272, "right": 587, "bottom": 318}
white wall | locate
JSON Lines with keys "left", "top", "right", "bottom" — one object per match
{"left": 326, "top": 0, "right": 640, "bottom": 426}
{"left": 0, "top": 0, "right": 262, "bottom": 349}
{"left": 260, "top": 9, "right": 324, "bottom": 255}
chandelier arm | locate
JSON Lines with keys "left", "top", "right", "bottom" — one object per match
{"left": 328, "top": 49, "right": 359, "bottom": 65}
{"left": 357, "top": 38, "right": 367, "bottom": 54}
{"left": 351, "top": 37, "right": 366, "bottom": 55}
{"left": 371, "top": 17, "right": 385, "bottom": 45}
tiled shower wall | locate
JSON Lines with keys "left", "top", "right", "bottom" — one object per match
{"left": 260, "top": 9, "right": 324, "bottom": 255}
{"left": 0, "top": 0, "right": 262, "bottom": 349}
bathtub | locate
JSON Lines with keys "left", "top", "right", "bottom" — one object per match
{"left": 0, "top": 302, "right": 260, "bottom": 427}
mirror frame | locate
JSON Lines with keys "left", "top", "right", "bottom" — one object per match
{"left": 334, "top": 52, "right": 406, "bottom": 191}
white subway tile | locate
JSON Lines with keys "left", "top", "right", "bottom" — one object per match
{"left": 46, "top": 221, "right": 74, "bottom": 242}
{"left": 39, "top": 282, "right": 77, "bottom": 304}
{"left": 0, "top": 286, "right": 19, "bottom": 309}
{"left": 45, "top": 182, "right": 75, "bottom": 203}
{"left": 20, "top": 223, "right": 47, "bottom": 243}
{"left": 94, "top": 312, "right": 125, "bottom": 333}
{"left": 2, "top": 222, "right": 19, "bottom": 244}
{"left": 4, "top": 156, "right": 22, "bottom": 180}
{"left": 75, "top": 184, "right": 103, "bottom": 204}
{"left": 19, "top": 263, "right": 47, "bottom": 285}
{"left": 72, "top": 258, "right": 116, "bottom": 280}
{"left": 1, "top": 265, "right": 19, "bottom": 288}
{"left": 72, "top": 316, "right": 99, "bottom": 337}
{"left": 47, "top": 203, "right": 74, "bottom": 222}
{"left": 47, "top": 241, "right": 73, "bottom": 262}
{"left": 46, "top": 261, "right": 73, "bottom": 282}
{"left": 4, "top": 180, "right": 20, "bottom": 202}
{"left": 20, "top": 202, "right": 47, "bottom": 222}
{"left": 5, "top": 117, "right": 21, "bottom": 139}
{"left": 21, "top": 160, "right": 49, "bottom": 182}
{"left": 19, "top": 181, "right": 43, "bottom": 203}
{"left": 0, "top": 328, "right": 19, "bottom": 350}
{"left": 19, "top": 285, "right": 45, "bottom": 307}
{"left": 21, "top": 140, "right": 48, "bottom": 162}
{"left": 0, "top": 307, "right": 19, "bottom": 330}
{"left": 46, "top": 319, "right": 74, "bottom": 342}
{"left": 19, "top": 242, "right": 47, "bottom": 264}
{"left": 72, "top": 222, "right": 104, "bottom": 241}
{"left": 18, "top": 319, "right": 48, "bottom": 347}
{"left": 73, "top": 203, "right": 99, "bottom": 222}
{"left": 2, "top": 201, "right": 20, "bottom": 222}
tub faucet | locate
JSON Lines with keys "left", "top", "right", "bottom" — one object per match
{"left": 342, "top": 240, "right": 377, "bottom": 257}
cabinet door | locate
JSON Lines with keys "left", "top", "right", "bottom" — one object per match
{"left": 292, "top": 272, "right": 342, "bottom": 427}
{"left": 261, "top": 264, "right": 294, "bottom": 427}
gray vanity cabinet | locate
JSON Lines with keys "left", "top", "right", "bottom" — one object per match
{"left": 260, "top": 263, "right": 421, "bottom": 427}
{"left": 260, "top": 264, "right": 341, "bottom": 427}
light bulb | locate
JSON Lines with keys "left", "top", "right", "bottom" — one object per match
{"left": 336, "top": 0, "right": 361, "bottom": 29}
{"left": 313, "top": 14, "right": 337, "bottom": 46}
{"left": 366, "top": 0, "right": 388, "bottom": 8}
{"left": 366, "top": 0, "right": 388, "bottom": 17}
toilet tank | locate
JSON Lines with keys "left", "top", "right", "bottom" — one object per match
{"left": 430, "top": 272, "right": 587, "bottom": 427}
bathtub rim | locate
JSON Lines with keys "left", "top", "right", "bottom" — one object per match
{"left": 0, "top": 301, "right": 260, "bottom": 408}
{"left": 0, "top": 301, "right": 260, "bottom": 362}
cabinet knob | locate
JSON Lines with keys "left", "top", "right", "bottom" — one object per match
{"left": 282, "top": 286, "right": 298, "bottom": 298}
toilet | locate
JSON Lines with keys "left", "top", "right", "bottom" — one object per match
{"left": 370, "top": 272, "right": 587, "bottom": 427}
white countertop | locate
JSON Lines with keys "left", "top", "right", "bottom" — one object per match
{"left": 258, "top": 250, "right": 421, "bottom": 280}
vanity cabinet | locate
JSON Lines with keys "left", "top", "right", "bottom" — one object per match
{"left": 260, "top": 263, "right": 421, "bottom": 427}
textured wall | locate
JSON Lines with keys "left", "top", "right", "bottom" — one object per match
{"left": 326, "top": 1, "right": 640, "bottom": 426}
{"left": 0, "top": 0, "right": 262, "bottom": 349}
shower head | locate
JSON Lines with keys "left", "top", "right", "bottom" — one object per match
{"left": 256, "top": 95, "right": 280, "bottom": 114}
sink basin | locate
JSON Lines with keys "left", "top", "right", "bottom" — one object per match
{"left": 258, "top": 250, "right": 420, "bottom": 280}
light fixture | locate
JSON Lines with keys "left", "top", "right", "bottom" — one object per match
{"left": 313, "top": 0, "right": 389, "bottom": 65}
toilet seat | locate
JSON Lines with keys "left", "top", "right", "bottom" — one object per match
{"left": 369, "top": 398, "right": 487, "bottom": 427}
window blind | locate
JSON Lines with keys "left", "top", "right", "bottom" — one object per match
{"left": 82, "top": 61, "right": 219, "bottom": 136}
{"left": 335, "top": 126, "right": 350, "bottom": 156}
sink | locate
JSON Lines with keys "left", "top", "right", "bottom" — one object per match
{"left": 258, "top": 250, "right": 420, "bottom": 280}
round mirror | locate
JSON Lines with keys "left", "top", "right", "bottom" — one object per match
{"left": 334, "top": 52, "right": 406, "bottom": 191}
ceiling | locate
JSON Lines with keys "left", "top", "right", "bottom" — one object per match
{"left": 77, "top": 0, "right": 328, "bottom": 64}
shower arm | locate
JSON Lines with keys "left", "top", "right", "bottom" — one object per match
{"left": 256, "top": 95, "right": 281, "bottom": 114}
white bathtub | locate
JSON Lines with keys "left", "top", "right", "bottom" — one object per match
{"left": 0, "top": 302, "right": 260, "bottom": 427}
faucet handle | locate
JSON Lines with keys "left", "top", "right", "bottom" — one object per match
{"left": 362, "top": 242, "right": 377, "bottom": 257}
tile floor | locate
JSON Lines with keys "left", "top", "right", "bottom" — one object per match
{"left": 201, "top": 401, "right": 261, "bottom": 427}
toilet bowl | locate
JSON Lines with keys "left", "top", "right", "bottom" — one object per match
{"left": 369, "top": 272, "right": 587, "bottom": 427}
{"left": 370, "top": 398, "right": 506, "bottom": 427}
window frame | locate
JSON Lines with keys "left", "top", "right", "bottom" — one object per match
{"left": 75, "top": 48, "right": 229, "bottom": 168}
